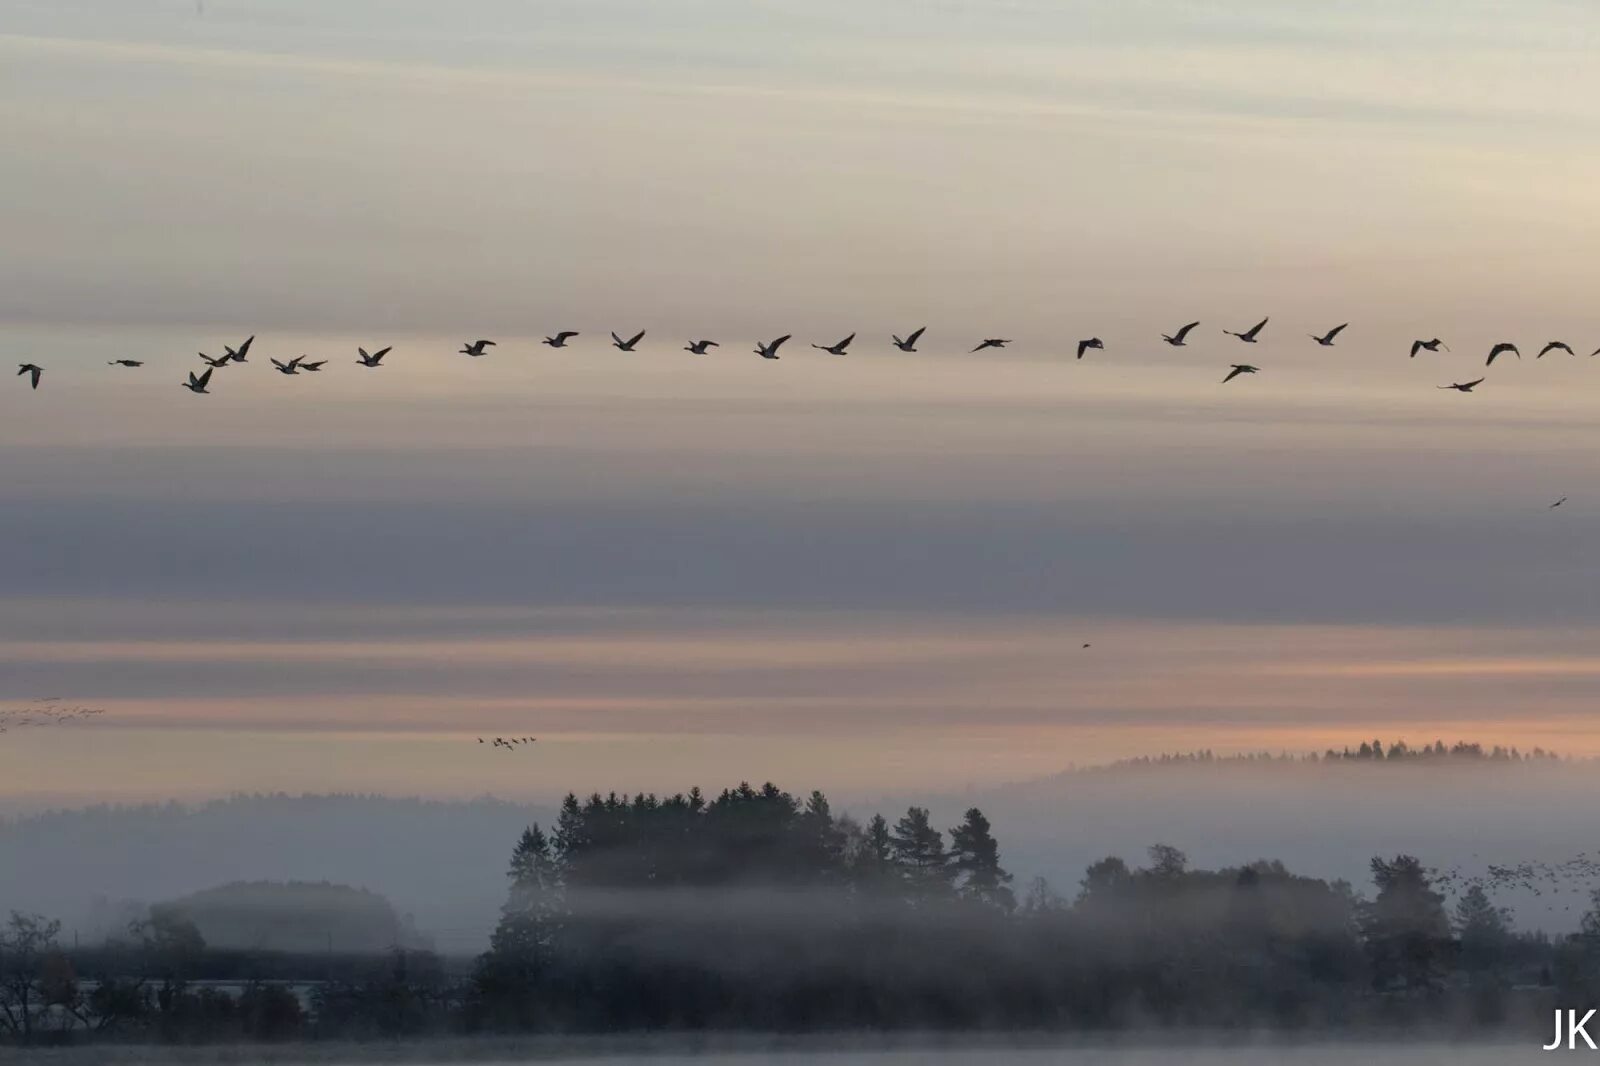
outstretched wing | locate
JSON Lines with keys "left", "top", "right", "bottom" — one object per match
{"left": 906, "top": 326, "right": 925, "bottom": 345}
{"left": 1174, "top": 321, "right": 1199, "bottom": 342}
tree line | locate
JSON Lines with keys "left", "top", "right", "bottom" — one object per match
{"left": 5, "top": 779, "right": 1600, "bottom": 1044}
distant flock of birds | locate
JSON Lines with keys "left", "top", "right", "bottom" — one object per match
{"left": 1432, "top": 852, "right": 1600, "bottom": 914}
{"left": 481, "top": 736, "right": 536, "bottom": 751}
{"left": 0, "top": 698, "right": 105, "bottom": 734}
{"left": 12, "top": 320, "right": 1600, "bottom": 394}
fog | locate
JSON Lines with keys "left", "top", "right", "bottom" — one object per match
{"left": 6, "top": 759, "right": 1598, "bottom": 953}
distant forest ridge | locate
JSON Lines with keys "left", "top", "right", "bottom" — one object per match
{"left": 1100, "top": 738, "right": 1567, "bottom": 770}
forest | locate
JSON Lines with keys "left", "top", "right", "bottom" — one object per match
{"left": 3, "top": 779, "right": 1599, "bottom": 1045}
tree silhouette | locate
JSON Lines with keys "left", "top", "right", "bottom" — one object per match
{"left": 1361, "top": 855, "right": 1453, "bottom": 991}
{"left": 948, "top": 808, "right": 1015, "bottom": 911}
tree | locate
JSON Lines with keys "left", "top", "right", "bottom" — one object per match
{"left": 1454, "top": 885, "right": 1511, "bottom": 973}
{"left": 1361, "top": 855, "right": 1453, "bottom": 991}
{"left": 889, "top": 807, "right": 951, "bottom": 900}
{"left": 948, "top": 808, "right": 1015, "bottom": 911}
{"left": 0, "top": 912, "right": 64, "bottom": 1043}
{"left": 1146, "top": 844, "right": 1189, "bottom": 878}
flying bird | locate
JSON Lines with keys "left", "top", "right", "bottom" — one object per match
{"left": 684, "top": 340, "right": 719, "bottom": 354}
{"left": 16, "top": 364, "right": 41, "bottom": 390}
{"left": 459, "top": 339, "right": 496, "bottom": 357}
{"left": 199, "top": 352, "right": 232, "bottom": 368}
{"left": 1409, "top": 338, "right": 1448, "bottom": 358}
{"left": 1538, "top": 341, "right": 1574, "bottom": 359}
{"left": 1486, "top": 343, "right": 1520, "bottom": 367}
{"left": 225, "top": 335, "right": 254, "bottom": 363}
{"left": 1222, "top": 364, "right": 1258, "bottom": 383}
{"left": 892, "top": 327, "right": 925, "bottom": 352}
{"left": 543, "top": 332, "right": 579, "bottom": 348}
{"left": 1162, "top": 322, "right": 1200, "bottom": 347}
{"left": 755, "top": 335, "right": 791, "bottom": 360}
{"left": 271, "top": 357, "right": 302, "bottom": 375}
{"left": 1439, "top": 378, "right": 1486, "bottom": 392}
{"left": 1077, "top": 338, "right": 1104, "bottom": 359}
{"left": 970, "top": 339, "right": 1011, "bottom": 353}
{"left": 108, "top": 359, "right": 144, "bottom": 368}
{"left": 297, "top": 359, "right": 327, "bottom": 372}
{"left": 813, "top": 332, "right": 855, "bottom": 355}
{"left": 1311, "top": 323, "right": 1348, "bottom": 346}
{"left": 356, "top": 346, "right": 390, "bottom": 367}
{"left": 183, "top": 368, "right": 214, "bottom": 394}
{"left": 1224, "top": 318, "right": 1268, "bottom": 343}
{"left": 1551, "top": 496, "right": 1568, "bottom": 509}
{"left": 611, "top": 330, "right": 645, "bottom": 352}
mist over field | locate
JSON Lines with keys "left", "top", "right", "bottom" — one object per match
{"left": 6, "top": 756, "right": 1595, "bottom": 953}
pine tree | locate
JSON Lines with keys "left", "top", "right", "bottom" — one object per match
{"left": 1453, "top": 884, "right": 1511, "bottom": 973}
{"left": 948, "top": 808, "right": 1015, "bottom": 911}
{"left": 1361, "top": 855, "right": 1453, "bottom": 991}
{"left": 890, "top": 806, "right": 951, "bottom": 900}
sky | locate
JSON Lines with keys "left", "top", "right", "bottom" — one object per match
{"left": 5, "top": 0, "right": 1600, "bottom": 809}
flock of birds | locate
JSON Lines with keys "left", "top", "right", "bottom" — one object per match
{"left": 481, "top": 736, "right": 537, "bottom": 751}
{"left": 1431, "top": 853, "right": 1600, "bottom": 914}
{"left": 12, "top": 320, "right": 1600, "bottom": 395}
{"left": 0, "top": 698, "right": 105, "bottom": 734}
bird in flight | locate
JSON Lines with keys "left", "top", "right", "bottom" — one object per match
{"left": 1409, "top": 338, "right": 1448, "bottom": 358}
{"left": 1439, "top": 378, "right": 1486, "bottom": 392}
{"left": 813, "top": 333, "right": 855, "bottom": 356}
{"left": 183, "top": 368, "right": 214, "bottom": 394}
{"left": 271, "top": 357, "right": 302, "bottom": 376}
{"left": 611, "top": 330, "right": 646, "bottom": 352}
{"left": 1077, "top": 337, "right": 1104, "bottom": 360}
{"left": 1222, "top": 364, "right": 1258, "bottom": 383}
{"left": 755, "top": 335, "right": 791, "bottom": 360}
{"left": 684, "top": 340, "right": 719, "bottom": 355}
{"left": 1311, "top": 323, "right": 1348, "bottom": 347}
{"left": 459, "top": 339, "right": 496, "bottom": 357}
{"left": 1486, "top": 343, "right": 1520, "bottom": 367}
{"left": 108, "top": 359, "right": 144, "bottom": 368}
{"left": 225, "top": 335, "right": 254, "bottom": 363}
{"left": 1162, "top": 322, "right": 1200, "bottom": 347}
{"left": 199, "top": 352, "right": 232, "bottom": 368}
{"left": 970, "top": 339, "right": 1011, "bottom": 353}
{"left": 1081, "top": 643, "right": 1091, "bottom": 650}
{"left": 297, "top": 359, "right": 327, "bottom": 372}
{"left": 892, "top": 327, "right": 925, "bottom": 352}
{"left": 1225, "top": 318, "right": 1268, "bottom": 343}
{"left": 356, "top": 346, "right": 390, "bottom": 367}
{"left": 1538, "top": 341, "right": 1574, "bottom": 359}
{"left": 17, "top": 364, "right": 42, "bottom": 390}
{"left": 1550, "top": 496, "right": 1568, "bottom": 509}
{"left": 543, "top": 332, "right": 579, "bottom": 348}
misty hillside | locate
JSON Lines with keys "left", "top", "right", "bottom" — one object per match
{"left": 4, "top": 749, "right": 1598, "bottom": 952}
{"left": 153, "top": 880, "right": 429, "bottom": 953}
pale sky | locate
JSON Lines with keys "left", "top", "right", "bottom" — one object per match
{"left": 5, "top": 0, "right": 1600, "bottom": 808}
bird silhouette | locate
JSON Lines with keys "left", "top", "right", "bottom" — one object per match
{"left": 271, "top": 357, "right": 302, "bottom": 375}
{"left": 812, "top": 333, "right": 855, "bottom": 355}
{"left": 611, "top": 330, "right": 645, "bottom": 352}
{"left": 1538, "top": 341, "right": 1574, "bottom": 359}
{"left": 459, "top": 339, "right": 496, "bottom": 357}
{"left": 16, "top": 364, "right": 42, "bottom": 389}
{"left": 755, "top": 335, "right": 791, "bottom": 360}
{"left": 1162, "top": 322, "right": 1200, "bottom": 346}
{"left": 685, "top": 340, "right": 719, "bottom": 354}
{"left": 356, "top": 346, "right": 391, "bottom": 367}
{"left": 892, "top": 327, "right": 925, "bottom": 352}
{"left": 199, "top": 352, "right": 232, "bottom": 368}
{"left": 1439, "top": 378, "right": 1486, "bottom": 392}
{"left": 1222, "top": 364, "right": 1258, "bottom": 383}
{"left": 1410, "top": 338, "right": 1448, "bottom": 358}
{"left": 1311, "top": 323, "right": 1348, "bottom": 346}
{"left": 1486, "top": 343, "right": 1520, "bottom": 366}
{"left": 543, "top": 332, "right": 579, "bottom": 348}
{"left": 225, "top": 335, "right": 254, "bottom": 363}
{"left": 1077, "top": 338, "right": 1104, "bottom": 359}
{"left": 1225, "top": 318, "right": 1268, "bottom": 343}
{"left": 297, "top": 359, "right": 327, "bottom": 372}
{"left": 1551, "top": 496, "right": 1568, "bottom": 509}
{"left": 970, "top": 339, "right": 1011, "bottom": 353}
{"left": 183, "top": 368, "right": 214, "bottom": 394}
{"left": 108, "top": 359, "right": 144, "bottom": 368}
